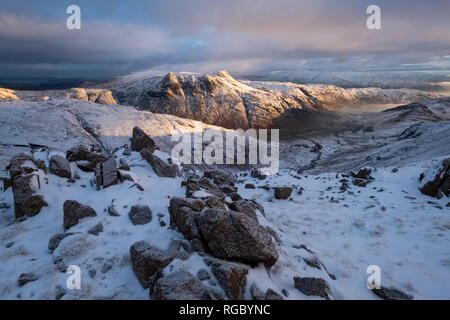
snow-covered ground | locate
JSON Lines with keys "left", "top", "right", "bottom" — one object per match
{"left": 0, "top": 94, "right": 449, "bottom": 300}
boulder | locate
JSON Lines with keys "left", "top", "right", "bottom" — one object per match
{"left": 185, "top": 176, "right": 224, "bottom": 198}
{"left": 420, "top": 158, "right": 450, "bottom": 198}
{"left": 205, "top": 257, "right": 248, "bottom": 300}
{"left": 130, "top": 240, "right": 174, "bottom": 288}
{"left": 274, "top": 187, "right": 292, "bottom": 200}
{"left": 197, "top": 209, "right": 278, "bottom": 267}
{"left": 151, "top": 271, "right": 216, "bottom": 300}
{"left": 169, "top": 197, "right": 204, "bottom": 240}
{"left": 141, "top": 148, "right": 179, "bottom": 178}
{"left": 371, "top": 286, "right": 413, "bottom": 300}
{"left": 129, "top": 205, "right": 152, "bottom": 225}
{"left": 350, "top": 168, "right": 374, "bottom": 187}
{"left": 293, "top": 277, "right": 330, "bottom": 299}
{"left": 12, "top": 174, "right": 47, "bottom": 218}
{"left": 101, "top": 158, "right": 118, "bottom": 189}
{"left": 107, "top": 204, "right": 120, "bottom": 217}
{"left": 63, "top": 200, "right": 97, "bottom": 230}
{"left": 49, "top": 155, "right": 71, "bottom": 178}
{"left": 131, "top": 127, "right": 157, "bottom": 152}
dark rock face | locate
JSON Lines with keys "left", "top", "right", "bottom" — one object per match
{"left": 63, "top": 200, "right": 97, "bottom": 230}
{"left": 371, "top": 287, "right": 413, "bottom": 300}
{"left": 197, "top": 209, "right": 278, "bottom": 267}
{"left": 205, "top": 257, "right": 248, "bottom": 300}
{"left": 130, "top": 241, "right": 176, "bottom": 288}
{"left": 229, "top": 199, "right": 260, "bottom": 220}
{"left": 131, "top": 127, "right": 157, "bottom": 152}
{"left": 129, "top": 205, "right": 152, "bottom": 225}
{"left": 141, "top": 148, "right": 179, "bottom": 178}
{"left": 151, "top": 271, "right": 216, "bottom": 300}
{"left": 293, "top": 277, "right": 331, "bottom": 299}
{"left": 169, "top": 197, "right": 205, "bottom": 241}
{"left": 420, "top": 158, "right": 450, "bottom": 198}
{"left": 9, "top": 154, "right": 48, "bottom": 218}
{"left": 274, "top": 187, "right": 293, "bottom": 200}
{"left": 48, "top": 232, "right": 75, "bottom": 252}
{"left": 49, "top": 155, "right": 71, "bottom": 178}
{"left": 18, "top": 273, "right": 39, "bottom": 287}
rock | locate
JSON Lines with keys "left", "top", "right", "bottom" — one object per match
{"left": 1, "top": 177, "right": 11, "bottom": 191}
{"left": 118, "top": 159, "right": 130, "bottom": 171}
{"left": 420, "top": 158, "right": 450, "bottom": 198}
{"left": 197, "top": 269, "right": 211, "bottom": 281}
{"left": 94, "top": 163, "right": 102, "bottom": 190}
{"left": 251, "top": 283, "right": 265, "bottom": 300}
{"left": 131, "top": 127, "right": 157, "bottom": 152}
{"left": 118, "top": 170, "right": 134, "bottom": 183}
{"left": 229, "top": 199, "right": 260, "bottom": 220}
{"left": 107, "top": 204, "right": 120, "bottom": 217}
{"left": 245, "top": 183, "right": 256, "bottom": 189}
{"left": 350, "top": 168, "right": 374, "bottom": 187}
{"left": 141, "top": 148, "right": 179, "bottom": 178}
{"left": 205, "top": 257, "right": 248, "bottom": 300}
{"left": 129, "top": 205, "right": 152, "bottom": 225}
{"left": 251, "top": 168, "right": 267, "bottom": 180}
{"left": 169, "top": 197, "right": 204, "bottom": 240}
{"left": 95, "top": 90, "right": 116, "bottom": 104}
{"left": 9, "top": 154, "right": 48, "bottom": 218}
{"left": 101, "top": 158, "right": 118, "bottom": 189}
{"left": 197, "top": 209, "right": 279, "bottom": 267}
{"left": 88, "top": 223, "right": 103, "bottom": 236}
{"left": 185, "top": 176, "right": 224, "bottom": 198}
{"left": 204, "top": 169, "right": 235, "bottom": 187}
{"left": 123, "top": 147, "right": 131, "bottom": 156}
{"left": 66, "top": 145, "right": 107, "bottom": 164}
{"left": 48, "top": 232, "right": 75, "bottom": 252}
{"left": 55, "top": 285, "right": 66, "bottom": 300}
{"left": 293, "top": 277, "right": 330, "bottom": 299}
{"left": 63, "top": 200, "right": 97, "bottom": 230}
{"left": 49, "top": 155, "right": 71, "bottom": 178}
{"left": 151, "top": 271, "right": 216, "bottom": 300}
{"left": 265, "top": 288, "right": 284, "bottom": 300}
{"left": 274, "top": 187, "right": 292, "bottom": 199}
{"left": 130, "top": 241, "right": 173, "bottom": 288}
{"left": 18, "top": 273, "right": 39, "bottom": 287}
{"left": 371, "top": 286, "right": 413, "bottom": 300}
{"left": 12, "top": 175, "right": 47, "bottom": 218}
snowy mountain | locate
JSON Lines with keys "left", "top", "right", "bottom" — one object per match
{"left": 105, "top": 71, "right": 441, "bottom": 129}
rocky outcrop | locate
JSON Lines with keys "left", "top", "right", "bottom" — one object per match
{"left": 8, "top": 154, "right": 48, "bottom": 218}
{"left": 0, "top": 88, "right": 19, "bottom": 100}
{"left": 68, "top": 88, "right": 117, "bottom": 104}
{"left": 49, "top": 155, "right": 71, "bottom": 178}
{"left": 420, "top": 158, "right": 450, "bottom": 198}
{"left": 63, "top": 200, "right": 97, "bottom": 230}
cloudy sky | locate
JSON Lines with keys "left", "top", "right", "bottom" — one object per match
{"left": 0, "top": 0, "right": 449, "bottom": 81}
